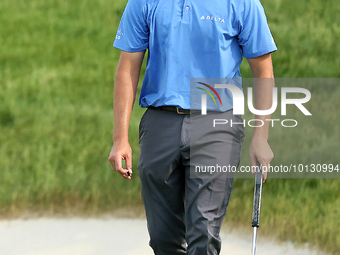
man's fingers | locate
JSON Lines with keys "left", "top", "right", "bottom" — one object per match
{"left": 125, "top": 154, "right": 133, "bottom": 175}
{"left": 113, "top": 155, "right": 122, "bottom": 173}
{"left": 260, "top": 161, "right": 268, "bottom": 183}
{"left": 262, "top": 167, "right": 268, "bottom": 183}
{"left": 122, "top": 170, "right": 132, "bottom": 179}
{"left": 122, "top": 156, "right": 133, "bottom": 179}
{"left": 249, "top": 139, "right": 274, "bottom": 182}
{"left": 108, "top": 143, "right": 133, "bottom": 180}
{"left": 116, "top": 158, "right": 132, "bottom": 180}
{"left": 108, "top": 153, "right": 132, "bottom": 180}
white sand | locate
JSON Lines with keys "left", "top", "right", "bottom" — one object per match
{"left": 0, "top": 218, "right": 323, "bottom": 255}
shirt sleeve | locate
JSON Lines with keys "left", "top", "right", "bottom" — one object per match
{"left": 113, "top": 0, "right": 149, "bottom": 52}
{"left": 237, "top": 0, "right": 277, "bottom": 59}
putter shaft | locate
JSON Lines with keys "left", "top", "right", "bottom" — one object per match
{"left": 251, "top": 227, "right": 258, "bottom": 255}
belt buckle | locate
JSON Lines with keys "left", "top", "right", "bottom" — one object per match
{"left": 176, "top": 107, "right": 186, "bottom": 114}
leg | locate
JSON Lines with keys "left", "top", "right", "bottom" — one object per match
{"left": 182, "top": 111, "right": 245, "bottom": 255}
{"left": 185, "top": 176, "right": 234, "bottom": 255}
{"left": 138, "top": 108, "right": 187, "bottom": 255}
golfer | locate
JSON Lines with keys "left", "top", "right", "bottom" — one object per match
{"left": 109, "top": 0, "right": 276, "bottom": 254}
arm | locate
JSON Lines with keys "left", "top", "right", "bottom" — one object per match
{"left": 108, "top": 50, "right": 145, "bottom": 179}
{"left": 247, "top": 53, "right": 275, "bottom": 182}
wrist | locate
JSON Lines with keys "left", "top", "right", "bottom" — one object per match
{"left": 113, "top": 134, "right": 129, "bottom": 144}
{"left": 251, "top": 131, "right": 268, "bottom": 142}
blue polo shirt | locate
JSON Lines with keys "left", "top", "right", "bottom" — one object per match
{"left": 114, "top": 0, "right": 277, "bottom": 111}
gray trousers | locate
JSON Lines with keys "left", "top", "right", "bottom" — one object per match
{"left": 138, "top": 107, "right": 245, "bottom": 255}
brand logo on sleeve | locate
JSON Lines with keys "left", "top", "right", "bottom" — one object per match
{"left": 116, "top": 29, "right": 123, "bottom": 40}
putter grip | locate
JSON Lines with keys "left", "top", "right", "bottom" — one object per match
{"left": 252, "top": 162, "right": 263, "bottom": 228}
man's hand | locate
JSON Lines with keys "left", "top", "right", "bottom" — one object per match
{"left": 108, "top": 141, "right": 133, "bottom": 180}
{"left": 249, "top": 136, "right": 274, "bottom": 182}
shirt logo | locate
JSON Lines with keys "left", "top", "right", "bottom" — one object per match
{"left": 200, "top": 15, "right": 225, "bottom": 23}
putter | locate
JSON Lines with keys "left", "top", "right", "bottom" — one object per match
{"left": 251, "top": 161, "right": 263, "bottom": 255}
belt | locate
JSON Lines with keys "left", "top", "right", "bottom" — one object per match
{"left": 150, "top": 106, "right": 201, "bottom": 115}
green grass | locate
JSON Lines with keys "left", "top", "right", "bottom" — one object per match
{"left": 0, "top": 0, "right": 144, "bottom": 212}
{"left": 0, "top": 0, "right": 339, "bottom": 254}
